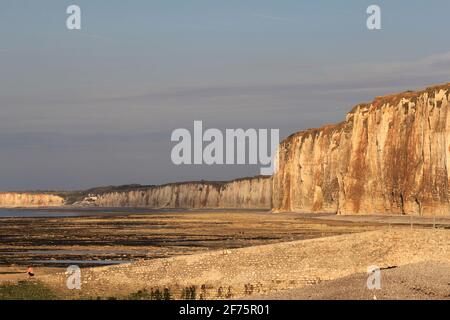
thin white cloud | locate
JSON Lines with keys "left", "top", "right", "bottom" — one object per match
{"left": 309, "top": 51, "right": 450, "bottom": 86}
{"left": 423, "top": 51, "right": 450, "bottom": 68}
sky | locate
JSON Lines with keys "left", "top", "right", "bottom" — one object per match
{"left": 1, "top": 0, "right": 450, "bottom": 190}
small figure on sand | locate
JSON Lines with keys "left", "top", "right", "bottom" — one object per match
{"left": 27, "top": 266, "right": 35, "bottom": 277}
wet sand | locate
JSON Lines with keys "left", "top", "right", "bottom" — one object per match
{"left": 0, "top": 265, "right": 65, "bottom": 283}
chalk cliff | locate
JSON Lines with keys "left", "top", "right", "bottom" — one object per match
{"left": 273, "top": 83, "right": 450, "bottom": 216}
{"left": 0, "top": 193, "right": 65, "bottom": 208}
{"left": 3, "top": 84, "right": 450, "bottom": 216}
{"left": 79, "top": 176, "right": 272, "bottom": 209}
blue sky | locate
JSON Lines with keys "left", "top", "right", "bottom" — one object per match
{"left": 1, "top": 0, "right": 450, "bottom": 190}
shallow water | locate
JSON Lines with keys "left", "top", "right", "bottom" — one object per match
{"left": 0, "top": 209, "right": 83, "bottom": 218}
{"left": 0, "top": 208, "right": 174, "bottom": 218}
{"left": 30, "top": 259, "right": 131, "bottom": 265}
{"left": 0, "top": 207, "right": 257, "bottom": 218}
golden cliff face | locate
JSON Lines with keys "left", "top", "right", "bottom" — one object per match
{"left": 89, "top": 176, "right": 272, "bottom": 209}
{"left": 0, "top": 193, "right": 65, "bottom": 207}
{"left": 273, "top": 84, "right": 450, "bottom": 216}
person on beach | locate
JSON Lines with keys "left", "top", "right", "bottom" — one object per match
{"left": 27, "top": 266, "right": 34, "bottom": 277}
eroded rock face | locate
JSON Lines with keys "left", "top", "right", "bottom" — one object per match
{"left": 0, "top": 193, "right": 65, "bottom": 207}
{"left": 273, "top": 84, "right": 450, "bottom": 216}
{"left": 87, "top": 176, "right": 272, "bottom": 209}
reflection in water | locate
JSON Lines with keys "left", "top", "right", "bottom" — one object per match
{"left": 30, "top": 259, "right": 131, "bottom": 265}
{"left": 0, "top": 209, "right": 82, "bottom": 218}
